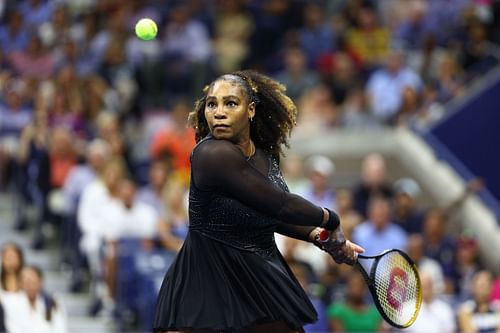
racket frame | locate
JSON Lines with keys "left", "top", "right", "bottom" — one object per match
{"left": 355, "top": 249, "right": 422, "bottom": 329}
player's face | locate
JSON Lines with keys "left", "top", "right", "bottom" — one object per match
{"left": 205, "top": 80, "right": 255, "bottom": 144}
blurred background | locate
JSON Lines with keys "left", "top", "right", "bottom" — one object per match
{"left": 0, "top": 0, "right": 499, "bottom": 332}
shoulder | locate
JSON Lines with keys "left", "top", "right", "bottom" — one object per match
{"left": 388, "top": 222, "right": 407, "bottom": 235}
{"left": 193, "top": 138, "right": 241, "bottom": 162}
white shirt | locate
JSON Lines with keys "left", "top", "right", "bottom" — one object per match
{"left": 77, "top": 180, "right": 123, "bottom": 254}
{"left": 407, "top": 298, "right": 456, "bottom": 333}
{"left": 1, "top": 292, "right": 68, "bottom": 333}
{"left": 105, "top": 200, "right": 159, "bottom": 241}
{"left": 419, "top": 257, "right": 445, "bottom": 295}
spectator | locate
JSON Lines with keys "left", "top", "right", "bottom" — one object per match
{"left": 275, "top": 47, "right": 319, "bottom": 103}
{"left": 422, "top": 208, "right": 457, "bottom": 294}
{"left": 0, "top": 243, "right": 24, "bottom": 294}
{"left": 18, "top": 0, "right": 54, "bottom": 30}
{"left": 162, "top": 3, "right": 211, "bottom": 98}
{"left": 149, "top": 99, "right": 196, "bottom": 183}
{"left": 53, "top": 37, "right": 95, "bottom": 76}
{"left": 435, "top": 52, "right": 466, "bottom": 103}
{"left": 246, "top": 0, "right": 294, "bottom": 69}
{"left": 327, "top": 269, "right": 384, "bottom": 332}
{"left": 344, "top": 5, "right": 390, "bottom": 69}
{"left": 406, "top": 272, "right": 456, "bottom": 333}
{"left": 62, "top": 139, "right": 111, "bottom": 217}
{"left": 29, "top": 126, "right": 78, "bottom": 249}
{"left": 406, "top": 34, "right": 449, "bottom": 83}
{"left": 0, "top": 9, "right": 29, "bottom": 54}
{"left": 353, "top": 153, "right": 393, "bottom": 218}
{"left": 452, "top": 231, "right": 483, "bottom": 302}
{"left": 460, "top": 19, "right": 500, "bottom": 80}
{"left": 48, "top": 66, "right": 86, "bottom": 137}
{"left": 95, "top": 112, "right": 134, "bottom": 176}
{"left": 158, "top": 181, "right": 189, "bottom": 252}
{"left": 457, "top": 270, "right": 500, "bottom": 333}
{"left": 322, "top": 52, "right": 361, "bottom": 105}
{"left": 77, "top": 157, "right": 127, "bottom": 315}
{"left": 61, "top": 139, "right": 111, "bottom": 290}
{"left": 392, "top": 1, "right": 433, "bottom": 50}
{"left": 136, "top": 159, "right": 170, "bottom": 220}
{"left": 108, "top": 178, "right": 159, "bottom": 242}
{"left": 335, "top": 188, "right": 362, "bottom": 225}
{"left": 103, "top": 177, "right": 159, "bottom": 301}
{"left": 280, "top": 153, "right": 308, "bottom": 193}
{"left": 7, "top": 34, "right": 55, "bottom": 80}
{"left": 406, "top": 234, "right": 445, "bottom": 296}
{"left": 366, "top": 49, "right": 422, "bottom": 124}
{"left": 340, "top": 87, "right": 381, "bottom": 129}
{"left": 13, "top": 107, "right": 49, "bottom": 231}
{"left": 295, "top": 84, "right": 338, "bottom": 136}
{"left": 392, "top": 177, "right": 425, "bottom": 234}
{"left": 0, "top": 80, "right": 32, "bottom": 188}
{"left": 37, "top": 5, "right": 71, "bottom": 49}
{"left": 352, "top": 196, "right": 408, "bottom": 257}
{"left": 6, "top": 265, "right": 69, "bottom": 333}
{"left": 298, "top": 3, "right": 336, "bottom": 68}
{"left": 298, "top": 155, "right": 337, "bottom": 209}
{"left": 213, "top": 0, "right": 253, "bottom": 73}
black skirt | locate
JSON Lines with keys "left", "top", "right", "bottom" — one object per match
{"left": 153, "top": 231, "right": 317, "bottom": 332}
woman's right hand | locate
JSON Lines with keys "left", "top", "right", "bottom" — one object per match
{"left": 311, "top": 227, "right": 364, "bottom": 265}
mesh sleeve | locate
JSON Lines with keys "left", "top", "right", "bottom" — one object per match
{"left": 192, "top": 139, "right": 324, "bottom": 227}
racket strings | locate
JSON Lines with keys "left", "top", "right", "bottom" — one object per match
{"left": 373, "top": 252, "right": 421, "bottom": 327}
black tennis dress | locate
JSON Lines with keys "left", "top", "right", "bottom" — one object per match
{"left": 153, "top": 136, "right": 327, "bottom": 332}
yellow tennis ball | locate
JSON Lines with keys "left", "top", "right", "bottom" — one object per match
{"left": 135, "top": 18, "right": 157, "bottom": 41}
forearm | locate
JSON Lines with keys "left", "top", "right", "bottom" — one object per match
{"left": 275, "top": 224, "right": 320, "bottom": 242}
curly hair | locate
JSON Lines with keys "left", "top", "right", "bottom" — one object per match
{"left": 188, "top": 70, "right": 298, "bottom": 156}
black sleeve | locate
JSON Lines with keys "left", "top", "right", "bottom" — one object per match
{"left": 192, "top": 139, "right": 325, "bottom": 228}
{"left": 276, "top": 224, "right": 316, "bottom": 242}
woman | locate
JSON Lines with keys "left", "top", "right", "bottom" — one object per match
{"left": 0, "top": 243, "right": 24, "bottom": 293}
{"left": 154, "top": 70, "right": 363, "bottom": 333}
{"left": 5, "top": 265, "right": 69, "bottom": 333}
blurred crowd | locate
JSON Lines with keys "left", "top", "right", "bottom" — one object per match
{"left": 0, "top": 0, "right": 499, "bottom": 332}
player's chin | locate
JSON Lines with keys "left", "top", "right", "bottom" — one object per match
{"left": 211, "top": 128, "right": 233, "bottom": 140}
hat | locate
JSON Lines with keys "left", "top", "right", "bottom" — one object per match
{"left": 306, "top": 155, "right": 335, "bottom": 177}
{"left": 458, "top": 229, "right": 478, "bottom": 249}
{"left": 394, "top": 178, "right": 421, "bottom": 198}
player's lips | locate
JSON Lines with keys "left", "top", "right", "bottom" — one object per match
{"left": 213, "top": 124, "right": 230, "bottom": 129}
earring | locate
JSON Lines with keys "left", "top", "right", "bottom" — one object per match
{"left": 249, "top": 116, "right": 253, "bottom": 122}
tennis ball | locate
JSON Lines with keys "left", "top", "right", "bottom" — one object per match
{"left": 135, "top": 18, "right": 158, "bottom": 41}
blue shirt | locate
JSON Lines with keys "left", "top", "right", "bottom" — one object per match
{"left": 352, "top": 221, "right": 408, "bottom": 257}
{"left": 366, "top": 67, "right": 422, "bottom": 120}
{"left": 0, "top": 28, "right": 29, "bottom": 53}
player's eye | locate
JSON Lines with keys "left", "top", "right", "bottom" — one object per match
{"left": 206, "top": 101, "right": 216, "bottom": 109}
{"left": 227, "top": 101, "right": 237, "bottom": 107}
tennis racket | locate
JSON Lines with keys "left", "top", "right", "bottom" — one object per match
{"left": 319, "top": 230, "right": 422, "bottom": 329}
